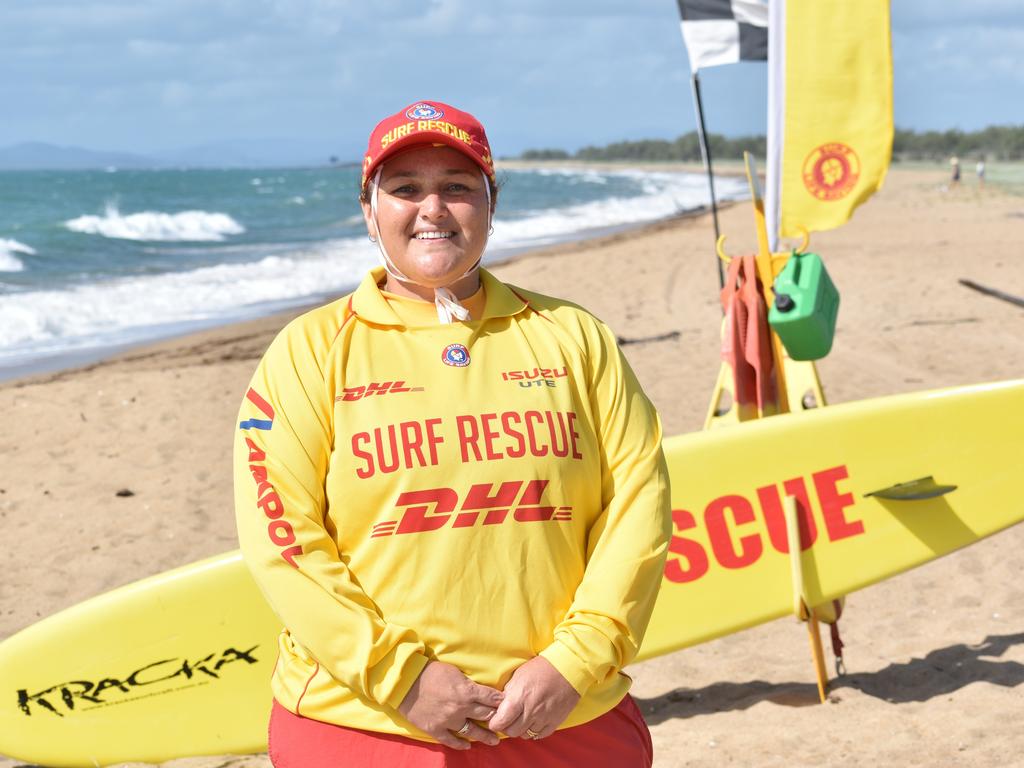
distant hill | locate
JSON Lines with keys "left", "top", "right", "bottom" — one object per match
{"left": 0, "top": 142, "right": 162, "bottom": 170}
{"left": 0, "top": 138, "right": 353, "bottom": 171}
{"left": 155, "top": 138, "right": 346, "bottom": 169}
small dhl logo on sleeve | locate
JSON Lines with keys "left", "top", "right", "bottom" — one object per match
{"left": 337, "top": 381, "right": 425, "bottom": 402}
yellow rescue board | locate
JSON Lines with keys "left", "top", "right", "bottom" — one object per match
{"left": 0, "top": 551, "right": 280, "bottom": 766}
{"left": 1, "top": 380, "right": 1022, "bottom": 766}
{"left": 640, "top": 378, "right": 1024, "bottom": 660}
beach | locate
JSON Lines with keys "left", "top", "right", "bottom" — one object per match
{"left": 2, "top": 165, "right": 1022, "bottom": 767}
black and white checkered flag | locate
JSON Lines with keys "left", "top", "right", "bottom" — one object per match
{"left": 676, "top": 0, "right": 768, "bottom": 71}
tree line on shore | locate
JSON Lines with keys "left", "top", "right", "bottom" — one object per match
{"left": 517, "top": 125, "right": 1024, "bottom": 163}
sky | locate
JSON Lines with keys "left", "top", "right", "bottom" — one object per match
{"left": 2, "top": 0, "right": 1022, "bottom": 160}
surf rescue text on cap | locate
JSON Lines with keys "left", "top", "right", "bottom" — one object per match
{"left": 361, "top": 100, "right": 495, "bottom": 193}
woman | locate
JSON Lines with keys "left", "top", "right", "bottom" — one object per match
{"left": 234, "top": 100, "right": 670, "bottom": 767}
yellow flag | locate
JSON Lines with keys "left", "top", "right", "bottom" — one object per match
{"left": 778, "top": 0, "right": 893, "bottom": 238}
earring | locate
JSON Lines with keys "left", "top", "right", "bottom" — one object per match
{"left": 368, "top": 235, "right": 377, "bottom": 243}
{"left": 488, "top": 226, "right": 494, "bottom": 236}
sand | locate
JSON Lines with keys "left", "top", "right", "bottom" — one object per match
{"left": 1, "top": 166, "right": 1022, "bottom": 767}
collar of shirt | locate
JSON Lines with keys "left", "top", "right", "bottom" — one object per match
{"left": 350, "top": 267, "right": 529, "bottom": 328}
{"left": 381, "top": 284, "right": 487, "bottom": 325}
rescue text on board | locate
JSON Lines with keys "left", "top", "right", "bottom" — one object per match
{"left": 665, "top": 465, "right": 862, "bottom": 583}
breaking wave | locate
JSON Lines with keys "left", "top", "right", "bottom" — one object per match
{"left": 65, "top": 204, "right": 245, "bottom": 242}
{"left": 0, "top": 239, "right": 34, "bottom": 271}
{"left": 0, "top": 238, "right": 377, "bottom": 366}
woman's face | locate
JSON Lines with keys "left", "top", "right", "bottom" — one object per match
{"left": 362, "top": 145, "right": 491, "bottom": 289}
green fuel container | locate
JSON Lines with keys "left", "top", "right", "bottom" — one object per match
{"left": 768, "top": 251, "right": 840, "bottom": 360}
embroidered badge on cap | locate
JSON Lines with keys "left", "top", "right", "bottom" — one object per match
{"left": 441, "top": 343, "right": 470, "bottom": 367}
{"left": 406, "top": 103, "right": 444, "bottom": 121}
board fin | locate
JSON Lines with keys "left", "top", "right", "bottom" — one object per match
{"left": 865, "top": 476, "right": 958, "bottom": 501}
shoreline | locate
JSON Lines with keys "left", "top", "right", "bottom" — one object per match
{"left": 0, "top": 200, "right": 733, "bottom": 390}
{"left": 6, "top": 158, "right": 1013, "bottom": 388}
{"left": 3, "top": 165, "right": 1023, "bottom": 768}
{"left": 3, "top": 162, "right": 745, "bottom": 386}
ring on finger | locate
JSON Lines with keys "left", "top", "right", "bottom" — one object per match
{"left": 525, "top": 728, "right": 541, "bottom": 740}
{"left": 455, "top": 721, "right": 472, "bottom": 737}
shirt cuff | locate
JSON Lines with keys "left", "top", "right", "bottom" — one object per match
{"left": 379, "top": 651, "right": 431, "bottom": 710}
{"left": 539, "top": 640, "right": 598, "bottom": 696}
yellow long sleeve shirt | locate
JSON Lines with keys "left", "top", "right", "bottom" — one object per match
{"left": 234, "top": 267, "right": 670, "bottom": 740}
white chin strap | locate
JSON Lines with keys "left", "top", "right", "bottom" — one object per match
{"left": 370, "top": 164, "right": 492, "bottom": 324}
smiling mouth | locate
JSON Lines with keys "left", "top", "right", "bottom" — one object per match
{"left": 413, "top": 231, "right": 454, "bottom": 240}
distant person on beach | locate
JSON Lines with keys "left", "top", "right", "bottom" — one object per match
{"left": 234, "top": 100, "right": 670, "bottom": 768}
{"left": 950, "top": 156, "right": 961, "bottom": 188}
{"left": 976, "top": 159, "right": 986, "bottom": 188}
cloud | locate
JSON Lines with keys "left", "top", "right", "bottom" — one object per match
{"left": 894, "top": 25, "right": 1024, "bottom": 83}
{"left": 0, "top": 1, "right": 1017, "bottom": 155}
{"left": 161, "top": 81, "right": 193, "bottom": 109}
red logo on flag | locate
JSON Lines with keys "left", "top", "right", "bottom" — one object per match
{"left": 802, "top": 143, "right": 860, "bottom": 201}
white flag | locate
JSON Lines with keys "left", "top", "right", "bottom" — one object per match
{"left": 676, "top": 0, "right": 768, "bottom": 72}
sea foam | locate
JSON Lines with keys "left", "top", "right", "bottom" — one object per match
{"left": 0, "top": 238, "right": 378, "bottom": 365}
{"left": 491, "top": 169, "right": 748, "bottom": 250}
{"left": 65, "top": 204, "right": 245, "bottom": 242}
{"left": 0, "top": 239, "right": 35, "bottom": 272}
{"left": 2, "top": 167, "right": 748, "bottom": 372}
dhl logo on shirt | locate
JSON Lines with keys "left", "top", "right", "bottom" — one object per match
{"left": 336, "top": 380, "right": 425, "bottom": 402}
{"left": 371, "top": 479, "right": 573, "bottom": 538}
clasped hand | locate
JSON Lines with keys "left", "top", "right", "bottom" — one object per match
{"left": 397, "top": 661, "right": 503, "bottom": 750}
{"left": 487, "top": 655, "right": 580, "bottom": 740}
{"left": 398, "top": 657, "right": 580, "bottom": 749}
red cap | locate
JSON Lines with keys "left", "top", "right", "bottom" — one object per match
{"left": 361, "top": 101, "right": 495, "bottom": 193}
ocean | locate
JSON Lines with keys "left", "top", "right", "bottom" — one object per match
{"left": 0, "top": 165, "right": 747, "bottom": 379}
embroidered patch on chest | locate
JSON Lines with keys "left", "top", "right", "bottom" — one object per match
{"left": 441, "top": 343, "right": 471, "bottom": 367}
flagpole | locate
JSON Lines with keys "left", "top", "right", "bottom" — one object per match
{"left": 690, "top": 71, "right": 725, "bottom": 290}
{"left": 764, "top": 0, "right": 785, "bottom": 253}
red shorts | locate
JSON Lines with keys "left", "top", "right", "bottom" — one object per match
{"left": 268, "top": 695, "right": 653, "bottom": 768}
